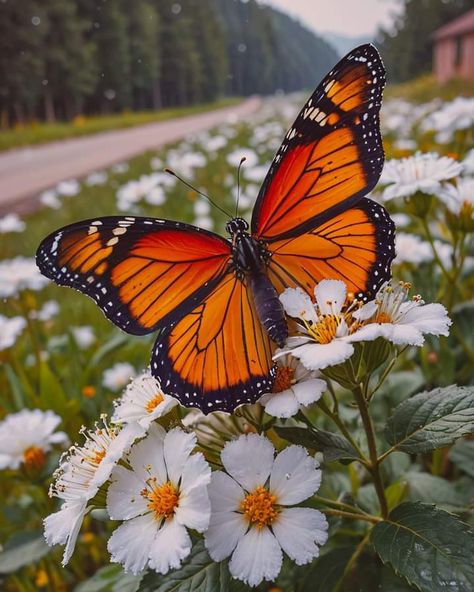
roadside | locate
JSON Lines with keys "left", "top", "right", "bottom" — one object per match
{"left": 0, "top": 97, "right": 260, "bottom": 215}
{"left": 0, "top": 98, "right": 241, "bottom": 153}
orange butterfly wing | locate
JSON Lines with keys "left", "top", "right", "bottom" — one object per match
{"left": 152, "top": 273, "right": 274, "bottom": 412}
{"left": 266, "top": 198, "right": 395, "bottom": 298}
{"left": 36, "top": 216, "right": 231, "bottom": 335}
{"left": 252, "top": 44, "right": 386, "bottom": 242}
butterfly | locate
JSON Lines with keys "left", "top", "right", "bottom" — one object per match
{"left": 36, "top": 44, "right": 395, "bottom": 414}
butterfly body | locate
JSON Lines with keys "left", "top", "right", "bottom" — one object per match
{"left": 37, "top": 44, "right": 396, "bottom": 413}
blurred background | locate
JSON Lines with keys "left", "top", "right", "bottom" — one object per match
{"left": 1, "top": 1, "right": 474, "bottom": 591}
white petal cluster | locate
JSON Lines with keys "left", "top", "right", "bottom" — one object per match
{"left": 102, "top": 362, "right": 136, "bottom": 392}
{"left": 205, "top": 434, "right": 327, "bottom": 587}
{"left": 0, "top": 314, "right": 26, "bottom": 350}
{"left": 0, "top": 256, "right": 50, "bottom": 298}
{"left": 107, "top": 424, "right": 211, "bottom": 575}
{"left": 0, "top": 213, "right": 25, "bottom": 233}
{"left": 0, "top": 409, "right": 68, "bottom": 470}
{"left": 437, "top": 177, "right": 474, "bottom": 218}
{"left": 380, "top": 152, "right": 462, "bottom": 201}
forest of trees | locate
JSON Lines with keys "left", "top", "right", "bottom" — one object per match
{"left": 377, "top": 0, "right": 474, "bottom": 83}
{"left": 0, "top": 0, "right": 337, "bottom": 127}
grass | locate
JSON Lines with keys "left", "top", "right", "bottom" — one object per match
{"left": 0, "top": 97, "right": 241, "bottom": 153}
{"left": 386, "top": 74, "right": 474, "bottom": 103}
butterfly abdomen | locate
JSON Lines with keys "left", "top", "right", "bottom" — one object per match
{"left": 249, "top": 272, "right": 288, "bottom": 348}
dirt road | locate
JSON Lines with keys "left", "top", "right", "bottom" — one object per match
{"left": 0, "top": 97, "right": 260, "bottom": 215}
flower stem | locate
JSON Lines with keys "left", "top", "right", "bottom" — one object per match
{"left": 420, "top": 217, "right": 451, "bottom": 281}
{"left": 321, "top": 508, "right": 381, "bottom": 524}
{"left": 313, "top": 495, "right": 368, "bottom": 516}
{"left": 353, "top": 385, "right": 389, "bottom": 518}
{"left": 369, "top": 346, "right": 408, "bottom": 401}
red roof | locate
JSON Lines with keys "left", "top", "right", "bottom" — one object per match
{"left": 433, "top": 8, "right": 474, "bottom": 40}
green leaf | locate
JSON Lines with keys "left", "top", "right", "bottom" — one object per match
{"left": 273, "top": 426, "right": 360, "bottom": 462}
{"left": 138, "top": 540, "right": 246, "bottom": 592}
{"left": 450, "top": 440, "right": 474, "bottom": 478}
{"left": 74, "top": 565, "right": 142, "bottom": 592}
{"left": 299, "top": 546, "right": 355, "bottom": 592}
{"left": 406, "top": 472, "right": 469, "bottom": 510}
{"left": 0, "top": 531, "right": 50, "bottom": 574}
{"left": 371, "top": 502, "right": 474, "bottom": 592}
{"left": 384, "top": 385, "right": 474, "bottom": 453}
{"left": 385, "top": 480, "right": 408, "bottom": 511}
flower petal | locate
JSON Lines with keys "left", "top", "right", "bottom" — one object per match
{"left": 175, "top": 484, "right": 210, "bottom": 532}
{"left": 229, "top": 526, "right": 283, "bottom": 587}
{"left": 164, "top": 428, "right": 196, "bottom": 485}
{"left": 43, "top": 500, "right": 87, "bottom": 566}
{"left": 261, "top": 389, "right": 300, "bottom": 419}
{"left": 314, "top": 279, "right": 346, "bottom": 315}
{"left": 221, "top": 434, "right": 274, "bottom": 491}
{"left": 270, "top": 445, "right": 321, "bottom": 505}
{"left": 293, "top": 378, "right": 326, "bottom": 406}
{"left": 208, "top": 470, "right": 244, "bottom": 513}
{"left": 180, "top": 451, "right": 211, "bottom": 495}
{"left": 205, "top": 511, "right": 248, "bottom": 562}
{"left": 273, "top": 507, "right": 328, "bottom": 565}
{"left": 148, "top": 518, "right": 192, "bottom": 574}
{"left": 400, "top": 302, "right": 451, "bottom": 336}
{"left": 108, "top": 513, "right": 157, "bottom": 575}
{"left": 279, "top": 287, "right": 317, "bottom": 322}
{"left": 107, "top": 464, "right": 148, "bottom": 520}
{"left": 291, "top": 341, "right": 354, "bottom": 371}
{"left": 127, "top": 423, "right": 167, "bottom": 484}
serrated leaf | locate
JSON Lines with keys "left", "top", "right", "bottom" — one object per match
{"left": 384, "top": 385, "right": 474, "bottom": 453}
{"left": 299, "top": 546, "right": 355, "bottom": 592}
{"left": 371, "top": 502, "right": 474, "bottom": 592}
{"left": 138, "top": 540, "right": 246, "bottom": 592}
{"left": 74, "top": 565, "right": 142, "bottom": 592}
{"left": 273, "top": 426, "right": 360, "bottom": 462}
{"left": 0, "top": 531, "right": 50, "bottom": 574}
{"left": 450, "top": 440, "right": 474, "bottom": 478}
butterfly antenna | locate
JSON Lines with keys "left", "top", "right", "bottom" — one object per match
{"left": 235, "top": 157, "right": 246, "bottom": 216}
{"left": 165, "top": 169, "right": 233, "bottom": 218}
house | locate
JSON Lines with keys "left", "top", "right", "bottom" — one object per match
{"left": 432, "top": 8, "right": 474, "bottom": 83}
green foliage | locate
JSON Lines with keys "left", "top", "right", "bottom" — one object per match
{"left": 371, "top": 502, "right": 474, "bottom": 591}
{"left": 74, "top": 565, "right": 142, "bottom": 592}
{"left": 0, "top": 531, "right": 50, "bottom": 574}
{"left": 386, "top": 74, "right": 474, "bottom": 102}
{"left": 273, "top": 426, "right": 360, "bottom": 462}
{"left": 384, "top": 385, "right": 474, "bottom": 453}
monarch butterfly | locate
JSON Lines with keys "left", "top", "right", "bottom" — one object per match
{"left": 36, "top": 44, "right": 395, "bottom": 414}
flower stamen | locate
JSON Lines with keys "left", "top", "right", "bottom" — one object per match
{"left": 145, "top": 392, "right": 164, "bottom": 413}
{"left": 240, "top": 486, "right": 278, "bottom": 528}
{"left": 272, "top": 366, "right": 295, "bottom": 392}
{"left": 142, "top": 479, "right": 179, "bottom": 519}
{"left": 23, "top": 445, "right": 46, "bottom": 470}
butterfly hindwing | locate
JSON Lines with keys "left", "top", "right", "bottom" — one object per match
{"left": 152, "top": 273, "right": 275, "bottom": 412}
{"left": 266, "top": 198, "right": 395, "bottom": 299}
{"left": 251, "top": 44, "right": 386, "bottom": 241}
{"left": 36, "top": 216, "right": 231, "bottom": 335}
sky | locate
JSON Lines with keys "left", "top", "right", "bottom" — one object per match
{"left": 261, "top": 0, "right": 401, "bottom": 37}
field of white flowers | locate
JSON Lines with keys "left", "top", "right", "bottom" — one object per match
{"left": 0, "top": 92, "right": 473, "bottom": 592}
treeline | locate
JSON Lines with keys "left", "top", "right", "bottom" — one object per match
{"left": 377, "top": 0, "right": 474, "bottom": 83}
{"left": 0, "top": 0, "right": 337, "bottom": 127}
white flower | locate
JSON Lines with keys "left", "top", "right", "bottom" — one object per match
{"left": 278, "top": 280, "right": 367, "bottom": 371}
{"left": 111, "top": 162, "right": 129, "bottom": 174}
{"left": 107, "top": 424, "right": 211, "bottom": 575}
{"left": 0, "top": 409, "right": 68, "bottom": 470}
{"left": 39, "top": 189, "right": 61, "bottom": 209}
{"left": 423, "top": 97, "right": 474, "bottom": 139}
{"left": 86, "top": 171, "right": 108, "bottom": 186}
{"left": 71, "top": 326, "right": 96, "bottom": 349}
{"left": 113, "top": 372, "right": 178, "bottom": 429}
{"left": 0, "top": 213, "right": 25, "bottom": 233}
{"left": 205, "top": 135, "right": 227, "bottom": 152}
{"left": 150, "top": 156, "right": 164, "bottom": 170}
{"left": 116, "top": 176, "right": 157, "bottom": 210}
{"left": 56, "top": 179, "right": 80, "bottom": 196}
{"left": 194, "top": 198, "right": 211, "bottom": 216}
{"left": 145, "top": 186, "right": 166, "bottom": 206}
{"left": 227, "top": 149, "right": 259, "bottom": 168}
{"left": 394, "top": 233, "right": 434, "bottom": 265}
{"left": 30, "top": 300, "right": 59, "bottom": 321}
{"left": 0, "top": 256, "right": 50, "bottom": 298}
{"left": 103, "top": 363, "right": 136, "bottom": 391}
{"left": 462, "top": 148, "right": 474, "bottom": 176}
{"left": 352, "top": 281, "right": 451, "bottom": 347}
{"left": 44, "top": 417, "right": 143, "bottom": 565}
{"left": 259, "top": 354, "right": 326, "bottom": 418}
{"left": 437, "top": 178, "right": 474, "bottom": 218}
{"left": 380, "top": 153, "right": 462, "bottom": 201}
{"left": 205, "top": 434, "right": 328, "bottom": 587}
{"left": 244, "top": 164, "right": 269, "bottom": 183}
{"left": 193, "top": 215, "right": 214, "bottom": 231}
{"left": 0, "top": 314, "right": 26, "bottom": 350}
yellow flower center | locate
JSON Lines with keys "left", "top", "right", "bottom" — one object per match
{"left": 240, "top": 486, "right": 278, "bottom": 528}
{"left": 90, "top": 448, "right": 106, "bottom": 465}
{"left": 142, "top": 480, "right": 179, "bottom": 519}
{"left": 23, "top": 446, "right": 45, "bottom": 470}
{"left": 374, "top": 311, "right": 392, "bottom": 324}
{"left": 145, "top": 392, "right": 164, "bottom": 413}
{"left": 309, "top": 314, "right": 341, "bottom": 344}
{"left": 272, "top": 366, "right": 294, "bottom": 392}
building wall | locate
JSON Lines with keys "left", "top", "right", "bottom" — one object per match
{"left": 434, "top": 32, "right": 474, "bottom": 83}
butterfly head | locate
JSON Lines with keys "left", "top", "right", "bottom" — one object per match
{"left": 226, "top": 217, "right": 249, "bottom": 236}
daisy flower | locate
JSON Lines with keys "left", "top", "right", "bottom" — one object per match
{"left": 0, "top": 213, "right": 25, "bottom": 233}
{"left": 30, "top": 300, "right": 59, "bottom": 322}
{"left": 394, "top": 233, "right": 434, "bottom": 265}
{"left": 0, "top": 409, "right": 68, "bottom": 470}
{"left": 106, "top": 424, "right": 211, "bottom": 575}
{"left": 204, "top": 434, "right": 328, "bottom": 587}
{"left": 44, "top": 417, "right": 143, "bottom": 565}
{"left": 56, "top": 179, "right": 80, "bottom": 197}
{"left": 0, "top": 256, "right": 50, "bottom": 298}
{"left": 277, "top": 279, "right": 368, "bottom": 371}
{"left": 39, "top": 189, "right": 61, "bottom": 209}
{"left": 71, "top": 325, "right": 96, "bottom": 349}
{"left": 380, "top": 152, "right": 462, "bottom": 201}
{"left": 113, "top": 372, "right": 177, "bottom": 429}
{"left": 352, "top": 281, "right": 451, "bottom": 347}
{"left": 102, "top": 362, "right": 136, "bottom": 392}
{"left": 226, "top": 148, "right": 259, "bottom": 168}
{"left": 0, "top": 314, "right": 26, "bottom": 351}
{"left": 259, "top": 354, "right": 326, "bottom": 418}
{"left": 437, "top": 178, "right": 474, "bottom": 219}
